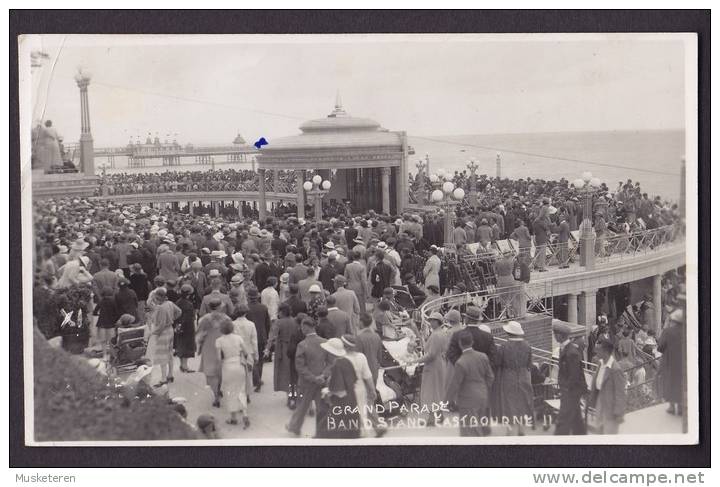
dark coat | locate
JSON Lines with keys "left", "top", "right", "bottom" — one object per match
{"left": 115, "top": 287, "right": 138, "bottom": 318}
{"left": 657, "top": 324, "right": 684, "bottom": 403}
{"left": 173, "top": 296, "right": 196, "bottom": 358}
{"left": 445, "top": 349, "right": 495, "bottom": 409}
{"left": 283, "top": 294, "right": 307, "bottom": 317}
{"left": 247, "top": 301, "right": 271, "bottom": 348}
{"left": 558, "top": 341, "right": 588, "bottom": 393}
{"left": 447, "top": 325, "right": 497, "bottom": 366}
{"left": 294, "top": 333, "right": 329, "bottom": 391}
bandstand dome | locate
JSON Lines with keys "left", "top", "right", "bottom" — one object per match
{"left": 255, "top": 92, "right": 409, "bottom": 216}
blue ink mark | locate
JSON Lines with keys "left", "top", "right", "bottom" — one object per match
{"left": 254, "top": 137, "right": 268, "bottom": 149}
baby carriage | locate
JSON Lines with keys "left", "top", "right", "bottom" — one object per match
{"left": 377, "top": 334, "right": 423, "bottom": 410}
{"left": 107, "top": 325, "right": 147, "bottom": 375}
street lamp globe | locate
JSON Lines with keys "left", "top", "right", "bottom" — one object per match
{"left": 442, "top": 181, "right": 455, "bottom": 194}
{"left": 429, "top": 174, "right": 439, "bottom": 183}
{"left": 312, "top": 174, "right": 322, "bottom": 185}
{"left": 573, "top": 178, "right": 586, "bottom": 190}
{"left": 302, "top": 181, "right": 313, "bottom": 191}
{"left": 321, "top": 180, "right": 331, "bottom": 190}
{"left": 589, "top": 177, "right": 602, "bottom": 188}
{"left": 582, "top": 171, "right": 593, "bottom": 183}
{"left": 437, "top": 168, "right": 446, "bottom": 179}
{"left": 453, "top": 187, "right": 465, "bottom": 200}
{"left": 431, "top": 189, "right": 444, "bottom": 203}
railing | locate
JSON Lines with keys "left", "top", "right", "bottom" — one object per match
{"left": 419, "top": 281, "right": 553, "bottom": 328}
{"left": 595, "top": 225, "right": 681, "bottom": 264}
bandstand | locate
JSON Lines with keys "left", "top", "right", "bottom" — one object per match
{"left": 256, "top": 94, "right": 409, "bottom": 218}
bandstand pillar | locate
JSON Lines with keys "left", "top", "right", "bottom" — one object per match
{"left": 296, "top": 170, "right": 305, "bottom": 219}
{"left": 567, "top": 292, "right": 579, "bottom": 324}
{"left": 188, "top": 201, "right": 193, "bottom": 215}
{"left": 258, "top": 168, "right": 267, "bottom": 221}
{"left": 653, "top": 274, "right": 662, "bottom": 332}
{"left": 578, "top": 289, "right": 597, "bottom": 358}
{"left": 381, "top": 167, "right": 391, "bottom": 215}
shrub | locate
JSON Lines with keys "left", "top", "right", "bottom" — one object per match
{"left": 33, "top": 329, "right": 197, "bottom": 442}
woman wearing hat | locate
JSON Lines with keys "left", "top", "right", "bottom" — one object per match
{"left": 657, "top": 309, "right": 685, "bottom": 416}
{"left": 494, "top": 321, "right": 534, "bottom": 436}
{"left": 175, "top": 284, "right": 197, "bottom": 373}
{"left": 423, "top": 245, "right": 441, "bottom": 293}
{"left": 412, "top": 311, "right": 450, "bottom": 426}
{"left": 215, "top": 319, "right": 251, "bottom": 428}
{"left": 317, "top": 338, "right": 361, "bottom": 439}
{"left": 196, "top": 298, "right": 233, "bottom": 408}
{"left": 147, "top": 287, "right": 182, "bottom": 387}
{"left": 340, "top": 334, "right": 381, "bottom": 436}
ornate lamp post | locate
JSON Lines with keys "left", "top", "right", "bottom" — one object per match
{"left": 466, "top": 158, "right": 479, "bottom": 208}
{"left": 572, "top": 171, "right": 602, "bottom": 269}
{"left": 415, "top": 160, "right": 427, "bottom": 204}
{"left": 495, "top": 152, "right": 502, "bottom": 179}
{"left": 74, "top": 67, "right": 94, "bottom": 176}
{"left": 303, "top": 174, "right": 332, "bottom": 221}
{"left": 429, "top": 169, "right": 465, "bottom": 245}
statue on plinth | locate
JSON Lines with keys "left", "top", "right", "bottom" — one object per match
{"left": 32, "top": 120, "right": 63, "bottom": 171}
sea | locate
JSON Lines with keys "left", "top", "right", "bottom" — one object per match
{"left": 98, "top": 130, "right": 685, "bottom": 202}
{"left": 406, "top": 130, "right": 685, "bottom": 202}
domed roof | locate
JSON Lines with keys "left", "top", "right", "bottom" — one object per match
{"left": 298, "top": 92, "right": 381, "bottom": 133}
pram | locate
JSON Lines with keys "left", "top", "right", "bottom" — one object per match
{"left": 377, "top": 334, "right": 423, "bottom": 413}
{"left": 107, "top": 325, "right": 147, "bottom": 375}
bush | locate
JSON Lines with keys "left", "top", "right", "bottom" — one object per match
{"left": 33, "top": 329, "right": 197, "bottom": 442}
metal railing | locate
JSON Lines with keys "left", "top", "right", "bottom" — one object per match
{"left": 419, "top": 281, "right": 553, "bottom": 328}
{"left": 595, "top": 225, "right": 681, "bottom": 263}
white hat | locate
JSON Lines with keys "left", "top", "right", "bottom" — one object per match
{"left": 478, "top": 324, "right": 492, "bottom": 334}
{"left": 280, "top": 272, "right": 290, "bottom": 283}
{"left": 320, "top": 338, "right": 346, "bottom": 357}
{"left": 232, "top": 252, "right": 244, "bottom": 264}
{"left": 214, "top": 232, "right": 224, "bottom": 240}
{"left": 327, "top": 250, "right": 338, "bottom": 259}
{"left": 324, "top": 241, "right": 335, "bottom": 250}
{"left": 502, "top": 321, "right": 525, "bottom": 336}
{"left": 308, "top": 284, "right": 322, "bottom": 293}
{"left": 208, "top": 269, "right": 221, "bottom": 278}
{"left": 158, "top": 229, "right": 168, "bottom": 238}
{"left": 377, "top": 241, "right": 387, "bottom": 250}
{"left": 211, "top": 250, "right": 226, "bottom": 258}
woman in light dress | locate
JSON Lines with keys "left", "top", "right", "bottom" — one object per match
{"left": 344, "top": 250, "right": 369, "bottom": 313}
{"left": 148, "top": 287, "right": 181, "bottom": 387}
{"left": 215, "top": 319, "right": 251, "bottom": 428}
{"left": 339, "top": 335, "right": 377, "bottom": 436}
{"left": 423, "top": 245, "right": 441, "bottom": 293}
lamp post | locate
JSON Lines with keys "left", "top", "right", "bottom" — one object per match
{"left": 415, "top": 160, "right": 427, "bottom": 204}
{"left": 572, "top": 171, "right": 602, "bottom": 269}
{"left": 303, "top": 174, "right": 331, "bottom": 221}
{"left": 495, "top": 152, "right": 501, "bottom": 179}
{"left": 466, "top": 158, "right": 479, "bottom": 208}
{"left": 429, "top": 170, "right": 465, "bottom": 245}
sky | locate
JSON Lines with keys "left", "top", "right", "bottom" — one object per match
{"left": 25, "top": 34, "right": 688, "bottom": 148}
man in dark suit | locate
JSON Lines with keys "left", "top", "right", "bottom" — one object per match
{"left": 553, "top": 322, "right": 588, "bottom": 435}
{"left": 354, "top": 313, "right": 382, "bottom": 385}
{"left": 286, "top": 319, "right": 329, "bottom": 436}
{"left": 325, "top": 295, "right": 352, "bottom": 337}
{"left": 283, "top": 283, "right": 307, "bottom": 317}
{"left": 247, "top": 288, "right": 271, "bottom": 392}
{"left": 447, "top": 306, "right": 496, "bottom": 366}
{"left": 445, "top": 330, "right": 495, "bottom": 436}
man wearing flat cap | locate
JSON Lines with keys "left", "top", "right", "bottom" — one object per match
{"left": 553, "top": 321, "right": 588, "bottom": 435}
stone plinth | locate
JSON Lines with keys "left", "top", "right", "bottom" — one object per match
{"left": 32, "top": 172, "right": 99, "bottom": 199}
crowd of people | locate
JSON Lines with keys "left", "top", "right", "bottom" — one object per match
{"left": 97, "top": 169, "right": 298, "bottom": 196}
{"left": 32, "top": 168, "right": 686, "bottom": 438}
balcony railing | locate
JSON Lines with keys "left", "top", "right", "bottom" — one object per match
{"left": 595, "top": 225, "right": 682, "bottom": 264}
{"left": 419, "top": 282, "right": 553, "bottom": 329}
